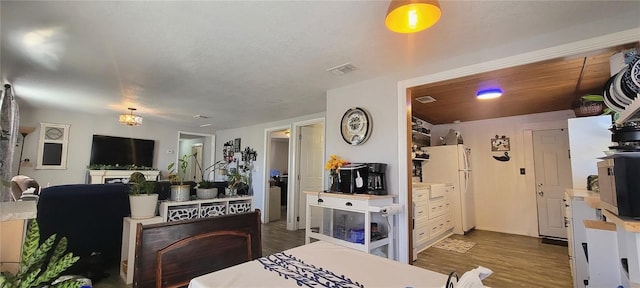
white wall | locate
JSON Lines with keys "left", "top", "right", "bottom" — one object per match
{"left": 430, "top": 110, "right": 575, "bottom": 237}
{"left": 269, "top": 139, "right": 289, "bottom": 176}
{"left": 214, "top": 112, "right": 325, "bottom": 223}
{"left": 17, "top": 106, "right": 204, "bottom": 186}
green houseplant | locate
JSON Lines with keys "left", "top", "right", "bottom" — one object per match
{"left": 167, "top": 153, "right": 191, "bottom": 201}
{"left": 0, "top": 219, "right": 86, "bottom": 288}
{"left": 128, "top": 172, "right": 158, "bottom": 219}
{"left": 226, "top": 168, "right": 249, "bottom": 196}
{"left": 193, "top": 156, "right": 226, "bottom": 199}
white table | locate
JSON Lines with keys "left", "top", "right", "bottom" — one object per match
{"left": 189, "top": 241, "right": 450, "bottom": 288}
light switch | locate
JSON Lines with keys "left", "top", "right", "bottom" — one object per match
{"left": 520, "top": 168, "right": 525, "bottom": 175}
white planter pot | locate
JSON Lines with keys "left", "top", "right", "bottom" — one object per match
{"left": 170, "top": 185, "right": 191, "bottom": 202}
{"left": 129, "top": 194, "right": 159, "bottom": 219}
{"left": 196, "top": 188, "right": 218, "bottom": 199}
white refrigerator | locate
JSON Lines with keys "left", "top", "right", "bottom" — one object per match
{"left": 422, "top": 144, "right": 475, "bottom": 234}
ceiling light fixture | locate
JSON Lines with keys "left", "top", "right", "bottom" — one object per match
{"left": 476, "top": 88, "right": 503, "bottom": 100}
{"left": 385, "top": 0, "right": 441, "bottom": 34}
{"left": 119, "top": 107, "right": 143, "bottom": 126}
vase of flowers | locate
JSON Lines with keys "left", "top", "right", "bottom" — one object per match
{"left": 325, "top": 154, "right": 348, "bottom": 192}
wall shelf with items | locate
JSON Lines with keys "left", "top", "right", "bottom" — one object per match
{"left": 159, "top": 196, "right": 252, "bottom": 222}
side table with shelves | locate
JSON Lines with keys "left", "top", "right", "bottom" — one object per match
{"left": 159, "top": 196, "right": 253, "bottom": 222}
{"left": 304, "top": 191, "right": 396, "bottom": 259}
{"left": 120, "top": 216, "right": 163, "bottom": 284}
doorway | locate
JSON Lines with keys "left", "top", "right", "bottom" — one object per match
{"left": 177, "top": 132, "right": 216, "bottom": 182}
{"left": 263, "top": 127, "right": 291, "bottom": 224}
{"left": 532, "top": 129, "right": 571, "bottom": 239}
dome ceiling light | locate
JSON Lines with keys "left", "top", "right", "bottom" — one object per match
{"left": 385, "top": 0, "right": 442, "bottom": 34}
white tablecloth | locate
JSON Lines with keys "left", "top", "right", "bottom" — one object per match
{"left": 189, "top": 241, "right": 449, "bottom": 288}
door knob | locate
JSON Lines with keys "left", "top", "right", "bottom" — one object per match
{"left": 538, "top": 191, "right": 544, "bottom": 197}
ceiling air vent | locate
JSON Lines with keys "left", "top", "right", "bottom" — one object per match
{"left": 327, "top": 63, "right": 357, "bottom": 76}
{"left": 415, "top": 96, "right": 436, "bottom": 104}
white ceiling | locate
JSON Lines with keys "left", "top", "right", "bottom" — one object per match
{"left": 2, "top": 1, "right": 639, "bottom": 130}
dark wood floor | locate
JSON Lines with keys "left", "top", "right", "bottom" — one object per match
{"left": 414, "top": 229, "right": 572, "bottom": 288}
{"left": 95, "top": 212, "right": 571, "bottom": 288}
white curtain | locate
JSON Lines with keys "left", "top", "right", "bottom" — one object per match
{"left": 0, "top": 84, "right": 20, "bottom": 202}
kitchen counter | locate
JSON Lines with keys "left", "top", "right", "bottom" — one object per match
{"left": 565, "top": 188, "right": 600, "bottom": 209}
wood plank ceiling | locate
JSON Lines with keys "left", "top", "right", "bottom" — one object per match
{"left": 410, "top": 44, "right": 637, "bottom": 125}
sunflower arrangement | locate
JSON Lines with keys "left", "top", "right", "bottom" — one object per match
{"left": 325, "top": 155, "right": 348, "bottom": 173}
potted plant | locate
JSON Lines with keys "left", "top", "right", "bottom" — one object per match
{"left": 167, "top": 153, "right": 191, "bottom": 202}
{"left": 0, "top": 219, "right": 89, "bottom": 288}
{"left": 128, "top": 172, "right": 158, "bottom": 219}
{"left": 194, "top": 156, "right": 226, "bottom": 199}
{"left": 226, "top": 168, "right": 248, "bottom": 196}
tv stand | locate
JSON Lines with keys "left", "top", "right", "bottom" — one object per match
{"left": 88, "top": 170, "right": 160, "bottom": 184}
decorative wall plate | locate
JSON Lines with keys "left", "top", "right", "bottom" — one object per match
{"left": 340, "top": 107, "right": 371, "bottom": 145}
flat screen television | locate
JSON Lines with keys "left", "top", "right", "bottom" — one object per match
{"left": 90, "top": 135, "right": 155, "bottom": 167}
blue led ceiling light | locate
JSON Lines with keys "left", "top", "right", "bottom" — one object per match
{"left": 476, "top": 88, "right": 503, "bottom": 100}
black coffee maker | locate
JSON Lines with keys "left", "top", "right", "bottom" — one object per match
{"left": 367, "top": 163, "right": 387, "bottom": 195}
{"left": 338, "top": 163, "right": 368, "bottom": 194}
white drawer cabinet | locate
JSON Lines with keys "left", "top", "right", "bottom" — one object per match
{"left": 305, "top": 191, "right": 396, "bottom": 259}
{"left": 159, "top": 196, "right": 252, "bottom": 222}
{"left": 412, "top": 183, "right": 453, "bottom": 260}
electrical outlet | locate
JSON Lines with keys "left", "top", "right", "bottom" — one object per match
{"left": 520, "top": 168, "right": 525, "bottom": 175}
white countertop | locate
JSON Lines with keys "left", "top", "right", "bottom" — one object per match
{"left": 0, "top": 201, "right": 37, "bottom": 221}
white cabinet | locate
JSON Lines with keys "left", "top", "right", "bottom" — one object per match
{"left": 159, "top": 196, "right": 252, "bottom": 222}
{"left": 304, "top": 192, "right": 395, "bottom": 259}
{"left": 603, "top": 209, "right": 640, "bottom": 287}
{"left": 565, "top": 189, "right": 599, "bottom": 288}
{"left": 584, "top": 220, "right": 621, "bottom": 287}
{"left": 412, "top": 183, "right": 453, "bottom": 259}
{"left": 120, "top": 216, "right": 163, "bottom": 284}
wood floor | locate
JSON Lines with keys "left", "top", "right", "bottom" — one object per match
{"left": 414, "top": 229, "right": 572, "bottom": 288}
{"left": 94, "top": 213, "right": 571, "bottom": 288}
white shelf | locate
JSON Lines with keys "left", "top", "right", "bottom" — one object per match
{"left": 615, "top": 93, "right": 640, "bottom": 124}
{"left": 412, "top": 158, "right": 429, "bottom": 161}
{"left": 412, "top": 130, "right": 431, "bottom": 137}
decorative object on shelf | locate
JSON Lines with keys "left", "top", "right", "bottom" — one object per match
{"left": 490, "top": 135, "right": 510, "bottom": 151}
{"left": 572, "top": 95, "right": 609, "bottom": 117}
{"left": 385, "top": 0, "right": 441, "bottom": 34}
{"left": 119, "top": 107, "right": 143, "bottom": 126}
{"left": 492, "top": 152, "right": 510, "bottom": 162}
{"left": 128, "top": 172, "right": 158, "bottom": 219}
{"left": 0, "top": 219, "right": 88, "bottom": 288}
{"left": 167, "top": 153, "right": 191, "bottom": 201}
{"left": 340, "top": 107, "right": 372, "bottom": 146}
{"left": 325, "top": 154, "right": 348, "bottom": 192}
{"left": 442, "top": 129, "right": 463, "bottom": 145}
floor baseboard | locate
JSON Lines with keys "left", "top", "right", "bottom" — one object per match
{"left": 541, "top": 237, "right": 568, "bottom": 247}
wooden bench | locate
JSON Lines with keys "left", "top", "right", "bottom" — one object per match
{"left": 133, "top": 210, "right": 262, "bottom": 288}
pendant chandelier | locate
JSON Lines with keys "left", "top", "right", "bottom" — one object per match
{"left": 119, "top": 107, "right": 143, "bottom": 126}
{"left": 385, "top": 0, "right": 441, "bottom": 34}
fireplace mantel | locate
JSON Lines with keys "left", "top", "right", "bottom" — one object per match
{"left": 88, "top": 170, "right": 160, "bottom": 184}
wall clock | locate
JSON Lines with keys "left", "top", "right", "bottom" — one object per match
{"left": 340, "top": 107, "right": 372, "bottom": 146}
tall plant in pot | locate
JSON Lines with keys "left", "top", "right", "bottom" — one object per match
{"left": 194, "top": 155, "right": 226, "bottom": 199}
{"left": 128, "top": 172, "right": 158, "bottom": 219}
{"left": 167, "top": 153, "right": 191, "bottom": 202}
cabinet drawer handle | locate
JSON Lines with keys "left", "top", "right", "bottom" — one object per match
{"left": 419, "top": 232, "right": 425, "bottom": 236}
{"left": 345, "top": 202, "right": 353, "bottom": 207}
{"left": 318, "top": 198, "right": 324, "bottom": 204}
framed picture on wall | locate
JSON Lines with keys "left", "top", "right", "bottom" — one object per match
{"left": 36, "top": 122, "right": 70, "bottom": 169}
{"left": 233, "top": 138, "right": 241, "bottom": 152}
{"left": 491, "top": 135, "right": 510, "bottom": 151}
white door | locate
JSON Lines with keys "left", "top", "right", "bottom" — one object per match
{"left": 533, "top": 129, "right": 572, "bottom": 239}
{"left": 297, "top": 124, "right": 324, "bottom": 229}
